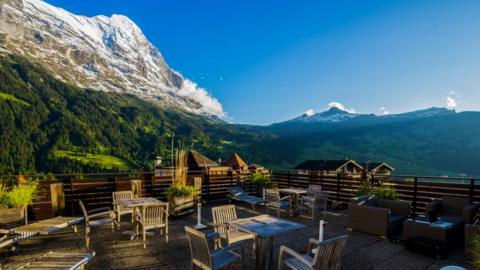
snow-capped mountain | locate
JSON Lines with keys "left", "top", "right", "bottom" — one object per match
{"left": 0, "top": 0, "right": 223, "bottom": 116}
{"left": 290, "top": 106, "right": 360, "bottom": 123}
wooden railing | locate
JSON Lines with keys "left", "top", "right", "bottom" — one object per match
{"left": 2, "top": 169, "right": 479, "bottom": 221}
{"left": 271, "top": 170, "right": 480, "bottom": 217}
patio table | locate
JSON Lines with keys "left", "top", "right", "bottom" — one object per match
{"left": 229, "top": 214, "right": 305, "bottom": 270}
{"left": 119, "top": 197, "right": 162, "bottom": 239}
{"left": 278, "top": 188, "right": 307, "bottom": 216}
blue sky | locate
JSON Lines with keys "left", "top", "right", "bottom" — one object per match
{"left": 45, "top": 0, "right": 480, "bottom": 124}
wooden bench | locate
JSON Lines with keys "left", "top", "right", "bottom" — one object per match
{"left": 16, "top": 251, "right": 95, "bottom": 270}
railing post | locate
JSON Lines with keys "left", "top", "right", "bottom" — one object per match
{"left": 287, "top": 171, "right": 291, "bottom": 188}
{"left": 69, "top": 176, "right": 74, "bottom": 216}
{"left": 150, "top": 172, "right": 155, "bottom": 198}
{"left": 470, "top": 179, "right": 475, "bottom": 203}
{"left": 50, "top": 182, "right": 65, "bottom": 217}
{"left": 412, "top": 177, "right": 418, "bottom": 217}
{"left": 336, "top": 173, "right": 341, "bottom": 204}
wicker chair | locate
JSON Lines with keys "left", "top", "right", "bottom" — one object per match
{"left": 301, "top": 185, "right": 328, "bottom": 220}
{"left": 278, "top": 235, "right": 348, "bottom": 270}
{"left": 136, "top": 203, "right": 169, "bottom": 248}
{"left": 79, "top": 200, "right": 116, "bottom": 248}
{"left": 185, "top": 226, "right": 241, "bottom": 270}
{"left": 265, "top": 189, "right": 290, "bottom": 217}
{"left": 112, "top": 191, "right": 134, "bottom": 226}
{"left": 211, "top": 205, "right": 255, "bottom": 251}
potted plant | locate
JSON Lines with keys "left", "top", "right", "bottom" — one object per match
{"left": 166, "top": 148, "right": 196, "bottom": 216}
{"left": 249, "top": 172, "right": 274, "bottom": 197}
{"left": 354, "top": 184, "right": 399, "bottom": 201}
{"left": 0, "top": 179, "right": 37, "bottom": 227}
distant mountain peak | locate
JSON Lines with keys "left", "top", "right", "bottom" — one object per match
{"left": 0, "top": 0, "right": 224, "bottom": 116}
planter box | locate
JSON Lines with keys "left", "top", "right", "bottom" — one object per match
{"left": 168, "top": 195, "right": 194, "bottom": 216}
{"left": 0, "top": 207, "right": 26, "bottom": 228}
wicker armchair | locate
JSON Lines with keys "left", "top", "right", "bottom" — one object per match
{"left": 347, "top": 196, "right": 410, "bottom": 238}
{"left": 112, "top": 191, "right": 134, "bottom": 226}
{"left": 265, "top": 189, "right": 290, "bottom": 217}
{"left": 185, "top": 226, "right": 241, "bottom": 270}
{"left": 425, "top": 196, "right": 478, "bottom": 224}
{"left": 136, "top": 203, "right": 169, "bottom": 248}
{"left": 278, "top": 235, "right": 348, "bottom": 270}
{"left": 79, "top": 200, "right": 116, "bottom": 248}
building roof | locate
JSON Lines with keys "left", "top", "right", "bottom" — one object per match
{"left": 187, "top": 150, "right": 218, "bottom": 169}
{"left": 294, "top": 160, "right": 363, "bottom": 171}
{"left": 224, "top": 153, "right": 248, "bottom": 169}
{"left": 360, "top": 162, "right": 395, "bottom": 172}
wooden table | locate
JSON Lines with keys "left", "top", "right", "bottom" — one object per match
{"left": 16, "top": 251, "right": 95, "bottom": 270}
{"left": 0, "top": 216, "right": 84, "bottom": 251}
{"left": 278, "top": 188, "right": 307, "bottom": 216}
{"left": 119, "top": 197, "right": 162, "bottom": 239}
{"left": 229, "top": 215, "right": 305, "bottom": 270}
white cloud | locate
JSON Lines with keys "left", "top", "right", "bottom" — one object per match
{"left": 327, "top": 102, "right": 357, "bottom": 114}
{"left": 379, "top": 107, "right": 390, "bottom": 115}
{"left": 304, "top": 109, "right": 315, "bottom": 116}
{"left": 176, "top": 79, "right": 225, "bottom": 116}
{"left": 443, "top": 90, "right": 459, "bottom": 110}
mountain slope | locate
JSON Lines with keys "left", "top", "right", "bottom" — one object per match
{"left": 0, "top": 0, "right": 223, "bottom": 116}
{"left": 0, "top": 54, "right": 271, "bottom": 174}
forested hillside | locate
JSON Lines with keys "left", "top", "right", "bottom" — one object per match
{"left": 0, "top": 55, "right": 273, "bottom": 174}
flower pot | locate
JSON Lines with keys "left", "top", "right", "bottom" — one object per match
{"left": 0, "top": 207, "right": 26, "bottom": 228}
{"left": 167, "top": 195, "right": 194, "bottom": 216}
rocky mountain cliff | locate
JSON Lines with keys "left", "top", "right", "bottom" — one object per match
{"left": 0, "top": 0, "right": 223, "bottom": 116}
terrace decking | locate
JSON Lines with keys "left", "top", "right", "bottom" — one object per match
{"left": 0, "top": 203, "right": 468, "bottom": 270}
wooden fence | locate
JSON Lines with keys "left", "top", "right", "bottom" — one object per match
{"left": 271, "top": 170, "right": 480, "bottom": 217}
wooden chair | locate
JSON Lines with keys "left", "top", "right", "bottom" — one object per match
{"left": 265, "top": 189, "right": 290, "bottom": 217}
{"left": 301, "top": 185, "right": 328, "bottom": 220}
{"left": 211, "top": 205, "right": 255, "bottom": 251}
{"left": 136, "top": 203, "right": 169, "bottom": 248}
{"left": 79, "top": 200, "right": 116, "bottom": 249}
{"left": 112, "top": 191, "right": 134, "bottom": 226}
{"left": 185, "top": 226, "right": 241, "bottom": 270}
{"left": 278, "top": 235, "right": 348, "bottom": 270}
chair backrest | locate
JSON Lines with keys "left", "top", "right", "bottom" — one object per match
{"left": 112, "top": 191, "right": 133, "bottom": 205}
{"left": 78, "top": 200, "right": 88, "bottom": 222}
{"left": 441, "top": 196, "right": 470, "bottom": 216}
{"left": 265, "top": 189, "right": 281, "bottom": 207}
{"left": 212, "top": 205, "right": 237, "bottom": 235}
{"left": 312, "top": 235, "right": 348, "bottom": 270}
{"left": 185, "top": 226, "right": 213, "bottom": 269}
{"left": 140, "top": 203, "right": 168, "bottom": 228}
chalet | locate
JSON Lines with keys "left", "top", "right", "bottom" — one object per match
{"left": 224, "top": 153, "right": 250, "bottom": 174}
{"left": 187, "top": 150, "right": 230, "bottom": 175}
{"left": 294, "top": 159, "right": 364, "bottom": 177}
{"left": 360, "top": 162, "right": 395, "bottom": 177}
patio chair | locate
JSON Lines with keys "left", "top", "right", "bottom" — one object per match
{"left": 265, "top": 189, "right": 290, "bottom": 217}
{"left": 136, "top": 203, "right": 169, "bottom": 248}
{"left": 300, "top": 185, "right": 328, "bottom": 220}
{"left": 278, "top": 235, "right": 348, "bottom": 270}
{"left": 185, "top": 226, "right": 241, "bottom": 270}
{"left": 227, "top": 187, "right": 265, "bottom": 210}
{"left": 112, "top": 191, "right": 134, "bottom": 226}
{"left": 211, "top": 205, "right": 255, "bottom": 252}
{"left": 79, "top": 200, "right": 116, "bottom": 248}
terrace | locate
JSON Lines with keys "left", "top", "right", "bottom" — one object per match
{"left": 0, "top": 170, "right": 478, "bottom": 269}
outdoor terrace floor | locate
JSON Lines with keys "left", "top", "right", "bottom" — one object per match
{"left": 0, "top": 202, "right": 470, "bottom": 270}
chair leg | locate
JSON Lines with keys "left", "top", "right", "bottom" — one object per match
{"left": 165, "top": 225, "right": 169, "bottom": 243}
{"left": 143, "top": 228, "right": 146, "bottom": 249}
{"left": 85, "top": 226, "right": 90, "bottom": 249}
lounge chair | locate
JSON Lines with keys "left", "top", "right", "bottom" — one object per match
{"left": 227, "top": 187, "right": 265, "bottom": 210}
{"left": 278, "top": 235, "right": 348, "bottom": 270}
{"left": 15, "top": 251, "right": 95, "bottom": 270}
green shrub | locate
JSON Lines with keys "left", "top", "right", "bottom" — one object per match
{"left": 354, "top": 184, "right": 399, "bottom": 201}
{"left": 354, "top": 186, "right": 371, "bottom": 196}
{"left": 0, "top": 182, "right": 37, "bottom": 208}
{"left": 249, "top": 172, "right": 273, "bottom": 190}
{"left": 166, "top": 185, "right": 196, "bottom": 197}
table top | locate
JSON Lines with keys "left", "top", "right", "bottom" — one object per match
{"left": 119, "top": 197, "right": 162, "bottom": 208}
{"left": 229, "top": 215, "right": 305, "bottom": 238}
{"left": 278, "top": 188, "right": 307, "bottom": 195}
{"left": 16, "top": 251, "right": 95, "bottom": 270}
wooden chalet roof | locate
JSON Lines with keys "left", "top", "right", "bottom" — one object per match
{"left": 187, "top": 150, "right": 218, "bottom": 169}
{"left": 224, "top": 153, "right": 248, "bottom": 169}
{"left": 294, "top": 160, "right": 364, "bottom": 171}
{"left": 360, "top": 162, "right": 395, "bottom": 172}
